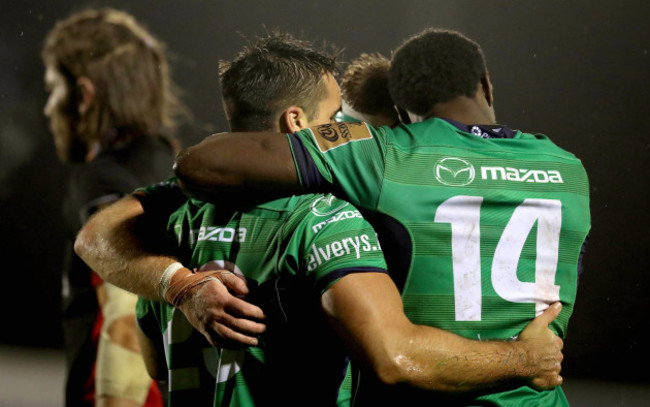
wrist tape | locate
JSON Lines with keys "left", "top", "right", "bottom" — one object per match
{"left": 159, "top": 262, "right": 224, "bottom": 306}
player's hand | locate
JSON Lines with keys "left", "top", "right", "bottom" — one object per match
{"left": 517, "top": 302, "right": 564, "bottom": 389}
{"left": 177, "top": 272, "right": 266, "bottom": 348}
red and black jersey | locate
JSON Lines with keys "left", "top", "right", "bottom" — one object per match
{"left": 61, "top": 134, "right": 175, "bottom": 407}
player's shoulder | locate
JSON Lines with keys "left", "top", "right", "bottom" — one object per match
{"left": 136, "top": 177, "right": 180, "bottom": 196}
{"left": 289, "top": 193, "right": 368, "bottom": 233}
{"left": 66, "top": 164, "right": 130, "bottom": 218}
{"left": 383, "top": 118, "right": 452, "bottom": 148}
{"left": 75, "top": 154, "right": 123, "bottom": 182}
{"left": 517, "top": 130, "right": 584, "bottom": 162}
{"left": 298, "top": 121, "right": 388, "bottom": 153}
{"left": 250, "top": 195, "right": 310, "bottom": 215}
{"left": 74, "top": 153, "right": 139, "bottom": 194}
{"left": 301, "top": 193, "right": 354, "bottom": 217}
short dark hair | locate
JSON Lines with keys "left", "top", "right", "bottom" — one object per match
{"left": 219, "top": 32, "right": 338, "bottom": 132}
{"left": 388, "top": 28, "right": 487, "bottom": 117}
{"left": 341, "top": 53, "right": 397, "bottom": 121}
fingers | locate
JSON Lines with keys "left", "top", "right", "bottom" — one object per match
{"left": 529, "top": 352, "right": 563, "bottom": 389}
{"left": 204, "top": 323, "right": 260, "bottom": 348}
{"left": 218, "top": 272, "right": 250, "bottom": 296}
{"left": 180, "top": 277, "right": 266, "bottom": 348}
{"left": 193, "top": 309, "right": 264, "bottom": 348}
{"left": 198, "top": 279, "right": 266, "bottom": 321}
{"left": 216, "top": 301, "right": 266, "bottom": 335}
{"left": 225, "top": 317, "right": 266, "bottom": 337}
{"left": 555, "top": 375, "right": 564, "bottom": 387}
{"left": 531, "top": 373, "right": 563, "bottom": 390}
{"left": 225, "top": 295, "right": 266, "bottom": 321}
{"left": 534, "top": 302, "right": 562, "bottom": 326}
{"left": 210, "top": 273, "right": 265, "bottom": 319}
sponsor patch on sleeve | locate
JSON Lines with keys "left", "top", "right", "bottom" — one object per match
{"left": 308, "top": 121, "right": 372, "bottom": 153}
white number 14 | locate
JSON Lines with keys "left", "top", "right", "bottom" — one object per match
{"left": 434, "top": 196, "right": 561, "bottom": 321}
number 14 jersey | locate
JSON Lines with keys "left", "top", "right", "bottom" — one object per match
{"left": 289, "top": 117, "right": 591, "bottom": 406}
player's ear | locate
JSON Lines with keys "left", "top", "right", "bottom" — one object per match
{"left": 481, "top": 71, "right": 494, "bottom": 107}
{"left": 77, "top": 76, "right": 96, "bottom": 115}
{"left": 280, "top": 106, "right": 308, "bottom": 133}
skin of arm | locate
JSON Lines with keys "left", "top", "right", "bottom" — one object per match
{"left": 321, "top": 272, "right": 563, "bottom": 391}
{"left": 74, "top": 194, "right": 266, "bottom": 346}
{"left": 174, "top": 132, "right": 298, "bottom": 204}
{"left": 78, "top": 194, "right": 563, "bottom": 391}
{"left": 75, "top": 196, "right": 180, "bottom": 299}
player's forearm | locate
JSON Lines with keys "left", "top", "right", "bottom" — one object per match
{"left": 74, "top": 195, "right": 177, "bottom": 300}
{"left": 323, "top": 274, "right": 505, "bottom": 391}
{"left": 381, "top": 304, "right": 563, "bottom": 391}
{"left": 388, "top": 326, "right": 533, "bottom": 392}
{"left": 323, "top": 273, "right": 558, "bottom": 392}
{"left": 174, "top": 132, "right": 300, "bottom": 203}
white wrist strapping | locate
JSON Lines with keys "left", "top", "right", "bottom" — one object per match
{"left": 158, "top": 262, "right": 184, "bottom": 301}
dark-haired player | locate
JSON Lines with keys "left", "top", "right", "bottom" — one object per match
{"left": 133, "top": 33, "right": 374, "bottom": 406}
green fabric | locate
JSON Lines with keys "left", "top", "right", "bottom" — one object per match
{"left": 137, "top": 192, "right": 386, "bottom": 406}
{"left": 291, "top": 117, "right": 591, "bottom": 406}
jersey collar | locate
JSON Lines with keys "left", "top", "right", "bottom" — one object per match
{"left": 441, "top": 118, "right": 517, "bottom": 139}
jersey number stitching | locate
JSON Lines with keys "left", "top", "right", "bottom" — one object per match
{"left": 434, "top": 196, "right": 561, "bottom": 321}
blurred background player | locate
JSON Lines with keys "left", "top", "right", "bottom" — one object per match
{"left": 42, "top": 8, "right": 185, "bottom": 407}
{"left": 335, "top": 53, "right": 399, "bottom": 127}
{"left": 170, "top": 27, "right": 590, "bottom": 406}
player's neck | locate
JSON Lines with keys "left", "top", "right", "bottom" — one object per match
{"left": 430, "top": 96, "right": 496, "bottom": 125}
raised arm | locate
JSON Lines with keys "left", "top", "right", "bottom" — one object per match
{"left": 174, "top": 132, "right": 300, "bottom": 204}
{"left": 74, "top": 194, "right": 266, "bottom": 346}
{"left": 321, "top": 272, "right": 563, "bottom": 392}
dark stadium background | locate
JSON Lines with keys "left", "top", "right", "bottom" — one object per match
{"left": 1, "top": 0, "right": 648, "bottom": 404}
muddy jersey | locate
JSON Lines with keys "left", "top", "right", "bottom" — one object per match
{"left": 288, "top": 118, "right": 591, "bottom": 406}
{"left": 137, "top": 192, "right": 387, "bottom": 406}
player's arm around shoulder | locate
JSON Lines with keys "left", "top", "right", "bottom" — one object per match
{"left": 291, "top": 195, "right": 412, "bottom": 385}
{"left": 311, "top": 197, "right": 565, "bottom": 392}
{"left": 174, "top": 131, "right": 300, "bottom": 203}
{"left": 321, "top": 274, "right": 565, "bottom": 392}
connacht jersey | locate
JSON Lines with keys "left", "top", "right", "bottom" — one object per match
{"left": 288, "top": 118, "right": 591, "bottom": 406}
{"left": 136, "top": 191, "right": 387, "bottom": 407}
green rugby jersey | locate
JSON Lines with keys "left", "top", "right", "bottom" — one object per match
{"left": 136, "top": 191, "right": 387, "bottom": 406}
{"left": 289, "top": 118, "right": 591, "bottom": 406}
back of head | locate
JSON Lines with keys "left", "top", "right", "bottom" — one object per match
{"left": 340, "top": 53, "right": 399, "bottom": 127}
{"left": 219, "top": 32, "right": 338, "bottom": 132}
{"left": 42, "top": 8, "right": 182, "bottom": 144}
{"left": 388, "top": 28, "right": 486, "bottom": 117}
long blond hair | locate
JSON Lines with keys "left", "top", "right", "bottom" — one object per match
{"left": 42, "top": 8, "right": 185, "bottom": 150}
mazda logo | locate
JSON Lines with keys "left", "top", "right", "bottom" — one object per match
{"left": 434, "top": 157, "right": 475, "bottom": 186}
